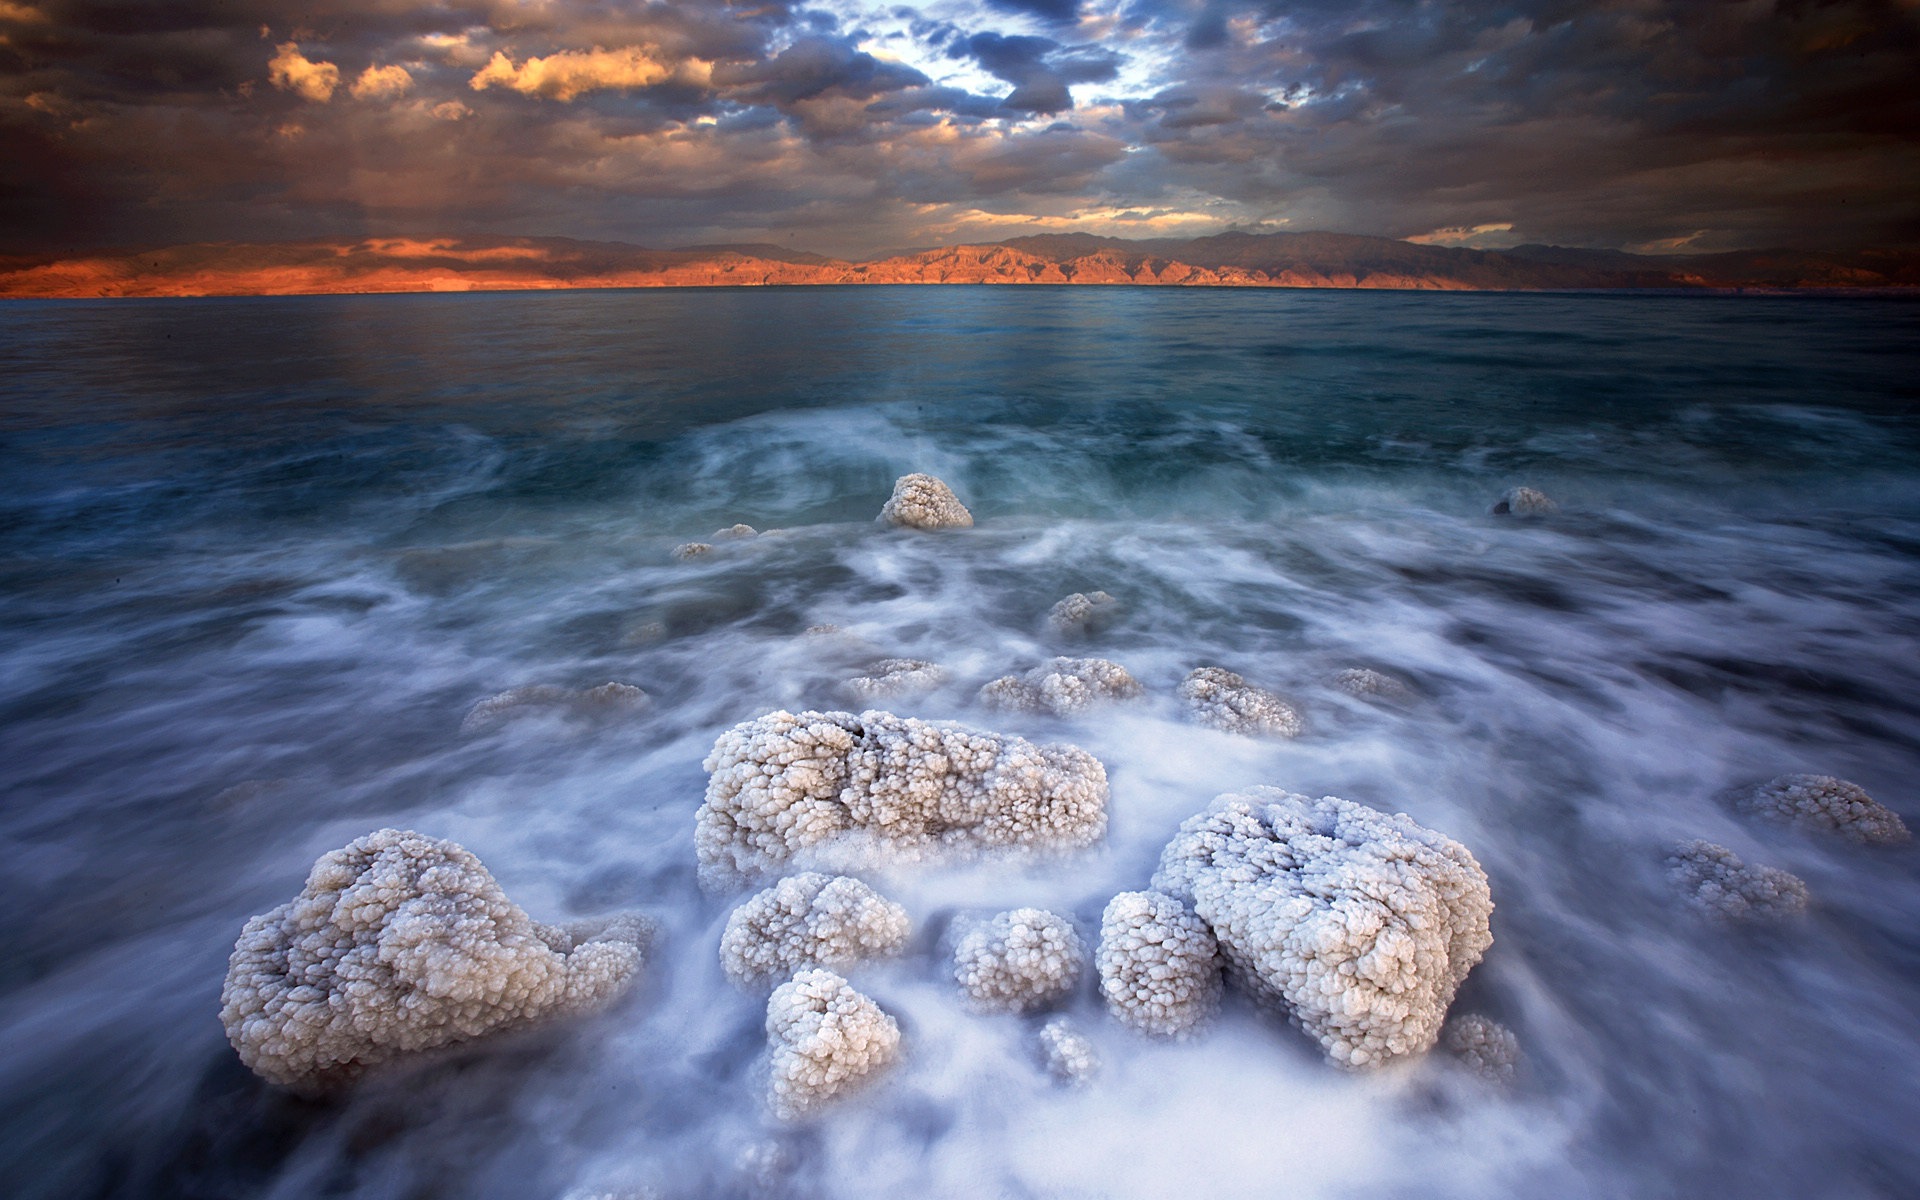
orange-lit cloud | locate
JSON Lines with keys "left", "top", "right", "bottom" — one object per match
{"left": 349, "top": 64, "right": 413, "bottom": 101}
{"left": 267, "top": 43, "right": 340, "bottom": 103}
{"left": 470, "top": 46, "right": 699, "bottom": 101}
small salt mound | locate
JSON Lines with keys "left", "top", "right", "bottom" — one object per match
{"left": 460, "top": 682, "right": 649, "bottom": 734}
{"left": 952, "top": 908, "right": 1085, "bottom": 1015}
{"left": 1442, "top": 1014, "right": 1520, "bottom": 1085}
{"left": 844, "top": 658, "right": 946, "bottom": 700}
{"left": 713, "top": 524, "right": 759, "bottom": 540}
{"left": 672, "top": 542, "right": 714, "bottom": 560}
{"left": 1154, "top": 788, "right": 1492, "bottom": 1069}
{"left": 765, "top": 968, "right": 900, "bottom": 1119}
{"left": 1177, "top": 667, "right": 1302, "bottom": 738}
{"left": 879, "top": 473, "right": 973, "bottom": 529}
{"left": 1331, "top": 667, "right": 1413, "bottom": 702}
{"left": 1491, "top": 486, "right": 1556, "bottom": 517}
{"left": 220, "top": 829, "right": 651, "bottom": 1092}
{"left": 720, "top": 873, "right": 910, "bottom": 989}
{"left": 697, "top": 709, "right": 1109, "bottom": 885}
{"left": 1035, "top": 1015, "right": 1099, "bottom": 1086}
{"left": 1047, "top": 591, "right": 1119, "bottom": 636}
{"left": 978, "top": 657, "right": 1143, "bottom": 717}
{"left": 1729, "top": 773, "right": 1910, "bottom": 845}
{"left": 1095, "top": 890, "right": 1222, "bottom": 1039}
{"left": 1666, "top": 840, "right": 1810, "bottom": 921}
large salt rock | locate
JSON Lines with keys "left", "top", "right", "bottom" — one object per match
{"left": 1152, "top": 788, "right": 1493, "bottom": 1068}
{"left": 1096, "top": 890, "right": 1222, "bottom": 1039}
{"left": 879, "top": 473, "right": 973, "bottom": 529}
{"left": 978, "top": 657, "right": 1143, "bottom": 717}
{"left": 951, "top": 908, "right": 1085, "bottom": 1014}
{"left": 1729, "top": 774, "right": 1910, "bottom": 845}
{"left": 1666, "top": 840, "right": 1809, "bottom": 921}
{"left": 765, "top": 968, "right": 900, "bottom": 1119}
{"left": 1178, "top": 667, "right": 1302, "bottom": 738}
{"left": 220, "top": 829, "right": 650, "bottom": 1092}
{"left": 697, "top": 709, "right": 1109, "bottom": 885}
{"left": 720, "top": 873, "right": 910, "bottom": 988}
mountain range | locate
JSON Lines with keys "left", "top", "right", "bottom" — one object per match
{"left": 3, "top": 231, "right": 1916, "bottom": 298}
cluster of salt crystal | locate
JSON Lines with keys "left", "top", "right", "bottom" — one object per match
{"left": 1178, "top": 667, "right": 1303, "bottom": 738}
{"left": 951, "top": 908, "right": 1086, "bottom": 1015}
{"left": 978, "top": 657, "right": 1144, "bottom": 717}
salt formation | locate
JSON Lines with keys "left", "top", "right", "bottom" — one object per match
{"left": 1666, "top": 840, "right": 1810, "bottom": 921}
{"left": 1442, "top": 1014, "right": 1520, "bottom": 1085}
{"left": 951, "top": 908, "right": 1086, "bottom": 1014}
{"left": 765, "top": 968, "right": 901, "bottom": 1119}
{"left": 1047, "top": 590, "right": 1119, "bottom": 636}
{"left": 720, "top": 873, "right": 910, "bottom": 988}
{"left": 672, "top": 542, "right": 713, "bottom": 560}
{"left": 1153, "top": 788, "right": 1493, "bottom": 1069}
{"left": 460, "top": 682, "right": 649, "bottom": 734}
{"left": 1729, "top": 773, "right": 1910, "bottom": 845}
{"left": 1491, "top": 486, "right": 1557, "bottom": 517}
{"left": 978, "top": 657, "right": 1143, "bottom": 717}
{"left": 220, "top": 829, "right": 650, "bottom": 1092}
{"left": 879, "top": 473, "right": 974, "bottom": 529}
{"left": 697, "top": 709, "right": 1109, "bottom": 884}
{"left": 1095, "top": 890, "right": 1222, "bottom": 1039}
{"left": 1331, "top": 667, "right": 1413, "bottom": 702}
{"left": 1036, "top": 1015, "right": 1099, "bottom": 1085}
{"left": 844, "top": 658, "right": 946, "bottom": 700}
{"left": 1178, "top": 667, "right": 1303, "bottom": 738}
{"left": 714, "top": 524, "right": 758, "bottom": 540}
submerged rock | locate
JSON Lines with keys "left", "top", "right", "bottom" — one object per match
{"left": 879, "top": 473, "right": 973, "bottom": 530}
{"left": 1153, "top": 788, "right": 1492, "bottom": 1069}
{"left": 720, "top": 873, "right": 910, "bottom": 989}
{"left": 1728, "top": 774, "right": 1910, "bottom": 845}
{"left": 1442, "top": 1014, "right": 1520, "bottom": 1085}
{"left": 844, "top": 658, "right": 946, "bottom": 700}
{"left": 1331, "top": 667, "right": 1414, "bottom": 702}
{"left": 1047, "top": 591, "right": 1120, "bottom": 636}
{"left": 1666, "top": 840, "right": 1810, "bottom": 921}
{"left": 951, "top": 908, "right": 1086, "bottom": 1015}
{"left": 460, "top": 682, "right": 649, "bottom": 734}
{"left": 1036, "top": 1015, "right": 1099, "bottom": 1085}
{"left": 1178, "top": 667, "right": 1302, "bottom": 738}
{"left": 1096, "top": 890, "right": 1222, "bottom": 1039}
{"left": 672, "top": 542, "right": 714, "bottom": 561}
{"left": 978, "top": 657, "right": 1143, "bottom": 717}
{"left": 220, "top": 829, "right": 651, "bottom": 1092}
{"left": 713, "top": 524, "right": 759, "bottom": 540}
{"left": 1491, "top": 486, "right": 1557, "bottom": 517}
{"left": 697, "top": 709, "right": 1109, "bottom": 885}
{"left": 765, "top": 968, "right": 901, "bottom": 1119}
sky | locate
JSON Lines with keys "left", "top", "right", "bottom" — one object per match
{"left": 2, "top": 0, "right": 1917, "bottom": 257}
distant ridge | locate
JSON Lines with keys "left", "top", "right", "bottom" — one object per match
{"left": 3, "top": 231, "right": 1915, "bottom": 298}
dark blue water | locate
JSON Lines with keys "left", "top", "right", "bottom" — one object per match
{"left": 3, "top": 287, "right": 1918, "bottom": 1199}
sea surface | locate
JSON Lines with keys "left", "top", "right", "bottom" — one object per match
{"left": 2, "top": 286, "right": 1918, "bottom": 1200}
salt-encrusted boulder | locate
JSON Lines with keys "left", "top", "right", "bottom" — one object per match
{"left": 879, "top": 473, "right": 973, "bottom": 530}
{"left": 844, "top": 659, "right": 946, "bottom": 701}
{"left": 1729, "top": 774, "right": 1910, "bottom": 845}
{"left": 697, "top": 709, "right": 1109, "bottom": 885}
{"left": 220, "top": 829, "right": 650, "bottom": 1092}
{"left": 1047, "top": 591, "right": 1119, "bottom": 636}
{"left": 951, "top": 908, "right": 1085, "bottom": 1014}
{"left": 1442, "top": 1014, "right": 1520, "bottom": 1085}
{"left": 720, "top": 873, "right": 910, "bottom": 989}
{"left": 1036, "top": 1015, "right": 1099, "bottom": 1085}
{"left": 1178, "top": 667, "right": 1302, "bottom": 738}
{"left": 460, "top": 682, "right": 649, "bottom": 734}
{"left": 1491, "top": 487, "right": 1556, "bottom": 517}
{"left": 765, "top": 968, "right": 900, "bottom": 1119}
{"left": 1153, "top": 788, "right": 1492, "bottom": 1069}
{"left": 1331, "top": 668, "right": 1413, "bottom": 702}
{"left": 672, "top": 542, "right": 714, "bottom": 561}
{"left": 1095, "top": 890, "right": 1222, "bottom": 1039}
{"left": 978, "top": 657, "right": 1143, "bottom": 717}
{"left": 1665, "top": 840, "right": 1810, "bottom": 921}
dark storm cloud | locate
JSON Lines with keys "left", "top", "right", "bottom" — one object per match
{"left": 1, "top": 0, "right": 1916, "bottom": 254}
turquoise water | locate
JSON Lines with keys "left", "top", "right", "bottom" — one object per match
{"left": 2, "top": 287, "right": 1918, "bottom": 1198}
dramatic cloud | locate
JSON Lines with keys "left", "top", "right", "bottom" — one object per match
{"left": 0, "top": 0, "right": 1915, "bottom": 254}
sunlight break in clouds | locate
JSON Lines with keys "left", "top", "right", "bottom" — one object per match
{"left": 470, "top": 46, "right": 700, "bottom": 102}
{"left": 266, "top": 43, "right": 339, "bottom": 103}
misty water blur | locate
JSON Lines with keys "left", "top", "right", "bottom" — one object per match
{"left": 2, "top": 287, "right": 1918, "bottom": 1199}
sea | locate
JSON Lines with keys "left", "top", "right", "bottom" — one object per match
{"left": 2, "top": 286, "right": 1918, "bottom": 1199}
